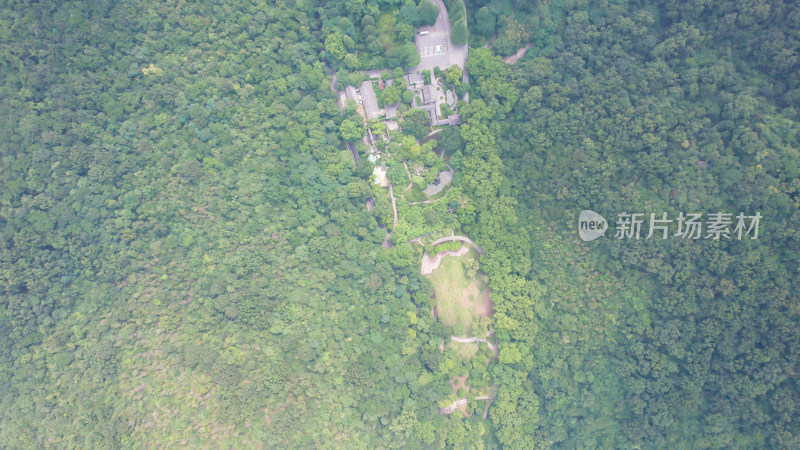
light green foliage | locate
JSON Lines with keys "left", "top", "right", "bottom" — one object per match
{"left": 382, "top": 84, "right": 403, "bottom": 106}
{"left": 369, "top": 120, "right": 386, "bottom": 137}
{"left": 421, "top": 69, "right": 432, "bottom": 85}
{"left": 402, "top": 89, "right": 414, "bottom": 104}
{"left": 339, "top": 118, "right": 365, "bottom": 142}
{"left": 444, "top": 65, "right": 463, "bottom": 84}
{"left": 389, "top": 243, "right": 418, "bottom": 268}
{"left": 0, "top": 1, "right": 449, "bottom": 447}
{"left": 325, "top": 32, "right": 347, "bottom": 60}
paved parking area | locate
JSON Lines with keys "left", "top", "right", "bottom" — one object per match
{"left": 412, "top": 0, "right": 466, "bottom": 73}
{"left": 420, "top": 44, "right": 447, "bottom": 58}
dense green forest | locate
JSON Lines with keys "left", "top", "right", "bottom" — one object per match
{"left": 1, "top": 0, "right": 798, "bottom": 448}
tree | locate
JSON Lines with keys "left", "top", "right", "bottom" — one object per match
{"left": 418, "top": 0, "right": 439, "bottom": 26}
{"left": 474, "top": 7, "right": 495, "bottom": 37}
{"left": 390, "top": 42, "right": 421, "bottom": 70}
{"left": 402, "top": 90, "right": 414, "bottom": 105}
{"left": 402, "top": 135, "right": 417, "bottom": 150}
{"left": 369, "top": 119, "right": 386, "bottom": 136}
{"left": 521, "top": 85, "right": 542, "bottom": 111}
{"left": 451, "top": 19, "right": 467, "bottom": 46}
{"left": 389, "top": 244, "right": 417, "bottom": 268}
{"left": 402, "top": 108, "right": 431, "bottom": 140}
{"left": 409, "top": 143, "right": 421, "bottom": 159}
{"left": 355, "top": 158, "right": 375, "bottom": 179}
{"left": 325, "top": 33, "right": 346, "bottom": 60}
{"left": 347, "top": 71, "right": 363, "bottom": 87}
{"left": 421, "top": 69, "right": 431, "bottom": 85}
{"left": 383, "top": 85, "right": 403, "bottom": 106}
{"left": 344, "top": 53, "right": 358, "bottom": 70}
{"left": 399, "top": 0, "right": 420, "bottom": 26}
{"left": 339, "top": 119, "right": 365, "bottom": 142}
{"left": 464, "top": 256, "right": 480, "bottom": 279}
{"left": 444, "top": 65, "right": 463, "bottom": 84}
{"left": 437, "top": 126, "right": 463, "bottom": 156}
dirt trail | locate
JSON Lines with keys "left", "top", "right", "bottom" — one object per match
{"left": 502, "top": 43, "right": 532, "bottom": 64}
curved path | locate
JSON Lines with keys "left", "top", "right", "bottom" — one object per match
{"left": 403, "top": 162, "right": 413, "bottom": 194}
{"left": 450, "top": 335, "right": 498, "bottom": 359}
{"left": 406, "top": 232, "right": 435, "bottom": 246}
{"left": 430, "top": 234, "right": 484, "bottom": 255}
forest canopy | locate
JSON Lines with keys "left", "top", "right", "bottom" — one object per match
{"left": 1, "top": 0, "right": 799, "bottom": 448}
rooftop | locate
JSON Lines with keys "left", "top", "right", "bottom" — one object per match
{"left": 385, "top": 103, "right": 399, "bottom": 119}
{"left": 406, "top": 73, "right": 423, "bottom": 85}
{"left": 359, "top": 80, "right": 381, "bottom": 120}
{"left": 421, "top": 85, "right": 433, "bottom": 103}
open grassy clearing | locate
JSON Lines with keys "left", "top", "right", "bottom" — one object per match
{"left": 425, "top": 248, "right": 493, "bottom": 335}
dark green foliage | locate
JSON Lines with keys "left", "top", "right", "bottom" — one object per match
{"left": 2, "top": 0, "right": 799, "bottom": 448}
{"left": 418, "top": 0, "right": 440, "bottom": 26}
{"left": 474, "top": 6, "right": 495, "bottom": 37}
{"left": 461, "top": 2, "right": 800, "bottom": 448}
{"left": 444, "top": 0, "right": 468, "bottom": 46}
{"left": 437, "top": 126, "right": 464, "bottom": 157}
{"left": 400, "top": 0, "right": 421, "bottom": 27}
{"left": 321, "top": 1, "right": 421, "bottom": 71}
{"left": 451, "top": 20, "right": 468, "bottom": 46}
{"left": 0, "top": 0, "right": 454, "bottom": 447}
{"left": 402, "top": 109, "right": 432, "bottom": 140}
